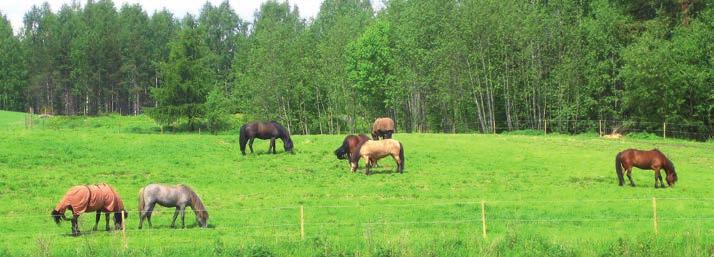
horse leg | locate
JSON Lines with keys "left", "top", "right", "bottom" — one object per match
{"left": 249, "top": 138, "right": 255, "bottom": 153}
{"left": 365, "top": 156, "right": 372, "bottom": 175}
{"left": 71, "top": 216, "right": 80, "bottom": 236}
{"left": 146, "top": 204, "right": 154, "bottom": 228}
{"left": 626, "top": 168, "right": 636, "bottom": 187}
{"left": 270, "top": 138, "right": 276, "bottom": 154}
{"left": 393, "top": 154, "right": 402, "bottom": 173}
{"left": 105, "top": 213, "right": 110, "bottom": 231}
{"left": 655, "top": 169, "right": 665, "bottom": 188}
{"left": 93, "top": 211, "right": 101, "bottom": 231}
{"left": 171, "top": 207, "right": 180, "bottom": 228}
{"left": 180, "top": 206, "right": 186, "bottom": 228}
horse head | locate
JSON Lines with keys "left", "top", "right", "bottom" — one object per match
{"left": 283, "top": 136, "right": 294, "bottom": 153}
{"left": 196, "top": 210, "right": 209, "bottom": 228}
{"left": 665, "top": 161, "right": 678, "bottom": 187}
{"left": 50, "top": 210, "right": 64, "bottom": 224}
{"left": 113, "top": 210, "right": 128, "bottom": 230}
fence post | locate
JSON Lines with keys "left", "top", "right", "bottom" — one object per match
{"left": 481, "top": 200, "right": 487, "bottom": 240}
{"left": 300, "top": 205, "right": 305, "bottom": 240}
{"left": 663, "top": 122, "right": 666, "bottom": 139}
{"left": 599, "top": 120, "right": 603, "bottom": 136}
{"left": 544, "top": 119, "right": 548, "bottom": 135}
{"left": 121, "top": 210, "right": 127, "bottom": 249}
{"left": 652, "top": 197, "right": 658, "bottom": 235}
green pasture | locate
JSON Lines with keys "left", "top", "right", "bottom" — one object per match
{"left": 0, "top": 111, "right": 712, "bottom": 256}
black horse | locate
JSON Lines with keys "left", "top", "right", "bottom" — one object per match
{"left": 239, "top": 121, "right": 294, "bottom": 155}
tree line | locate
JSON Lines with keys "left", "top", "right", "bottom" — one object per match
{"left": 0, "top": 0, "right": 711, "bottom": 138}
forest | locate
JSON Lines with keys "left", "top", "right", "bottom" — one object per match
{"left": 0, "top": 0, "right": 711, "bottom": 138}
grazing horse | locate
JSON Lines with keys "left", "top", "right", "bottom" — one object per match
{"left": 350, "top": 139, "right": 404, "bottom": 175}
{"left": 138, "top": 184, "right": 208, "bottom": 229}
{"left": 335, "top": 134, "right": 378, "bottom": 167}
{"left": 51, "top": 184, "right": 127, "bottom": 236}
{"left": 372, "top": 117, "right": 395, "bottom": 140}
{"left": 615, "top": 149, "right": 678, "bottom": 188}
{"left": 239, "top": 121, "right": 294, "bottom": 155}
{"left": 334, "top": 134, "right": 370, "bottom": 160}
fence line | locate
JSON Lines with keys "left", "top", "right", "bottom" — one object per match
{"left": 4, "top": 197, "right": 713, "bottom": 219}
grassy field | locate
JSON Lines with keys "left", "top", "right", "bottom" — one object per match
{"left": 0, "top": 110, "right": 712, "bottom": 256}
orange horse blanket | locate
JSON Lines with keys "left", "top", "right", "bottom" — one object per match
{"left": 54, "top": 184, "right": 125, "bottom": 216}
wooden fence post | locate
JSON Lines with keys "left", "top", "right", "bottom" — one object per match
{"left": 300, "top": 205, "right": 305, "bottom": 240}
{"left": 121, "top": 210, "right": 127, "bottom": 249}
{"left": 544, "top": 119, "right": 548, "bottom": 135}
{"left": 599, "top": 120, "right": 603, "bottom": 136}
{"left": 663, "top": 123, "right": 666, "bottom": 139}
{"left": 652, "top": 197, "right": 658, "bottom": 235}
{"left": 481, "top": 200, "right": 487, "bottom": 239}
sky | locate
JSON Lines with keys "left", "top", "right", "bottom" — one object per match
{"left": 0, "top": 0, "right": 382, "bottom": 34}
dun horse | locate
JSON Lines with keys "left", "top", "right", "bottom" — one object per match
{"left": 372, "top": 117, "right": 395, "bottom": 140}
{"left": 239, "top": 121, "right": 294, "bottom": 155}
{"left": 138, "top": 184, "right": 209, "bottom": 229}
{"left": 350, "top": 139, "right": 404, "bottom": 175}
{"left": 615, "top": 149, "right": 678, "bottom": 188}
{"left": 51, "top": 184, "right": 127, "bottom": 236}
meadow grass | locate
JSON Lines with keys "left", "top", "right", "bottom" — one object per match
{"left": 0, "top": 110, "right": 712, "bottom": 256}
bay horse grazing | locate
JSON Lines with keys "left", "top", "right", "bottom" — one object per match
{"left": 334, "top": 134, "right": 370, "bottom": 160}
{"left": 372, "top": 117, "right": 395, "bottom": 140}
{"left": 51, "top": 184, "right": 127, "bottom": 236}
{"left": 138, "top": 184, "right": 208, "bottom": 229}
{"left": 239, "top": 121, "right": 294, "bottom": 155}
{"left": 615, "top": 149, "right": 678, "bottom": 188}
{"left": 350, "top": 139, "right": 404, "bottom": 175}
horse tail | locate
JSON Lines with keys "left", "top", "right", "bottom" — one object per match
{"left": 138, "top": 187, "right": 146, "bottom": 216}
{"left": 239, "top": 124, "right": 247, "bottom": 154}
{"left": 615, "top": 152, "right": 624, "bottom": 185}
{"left": 335, "top": 136, "right": 350, "bottom": 159}
{"left": 399, "top": 142, "right": 405, "bottom": 171}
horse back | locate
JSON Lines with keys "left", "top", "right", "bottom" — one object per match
{"left": 360, "top": 139, "right": 401, "bottom": 158}
{"left": 620, "top": 149, "right": 667, "bottom": 170}
{"left": 372, "top": 118, "right": 395, "bottom": 132}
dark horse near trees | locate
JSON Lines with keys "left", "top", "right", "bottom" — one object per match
{"left": 51, "top": 184, "right": 128, "bottom": 236}
{"left": 239, "top": 121, "right": 294, "bottom": 155}
{"left": 615, "top": 149, "right": 678, "bottom": 188}
{"left": 372, "top": 117, "right": 395, "bottom": 140}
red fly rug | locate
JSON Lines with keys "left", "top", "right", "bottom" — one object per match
{"left": 51, "top": 184, "right": 127, "bottom": 236}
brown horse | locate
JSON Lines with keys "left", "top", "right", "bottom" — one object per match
{"left": 239, "top": 121, "right": 293, "bottom": 155}
{"left": 372, "top": 117, "right": 395, "bottom": 140}
{"left": 51, "top": 184, "right": 128, "bottom": 236}
{"left": 350, "top": 139, "right": 404, "bottom": 175}
{"left": 615, "top": 149, "right": 678, "bottom": 188}
{"left": 334, "top": 134, "right": 370, "bottom": 160}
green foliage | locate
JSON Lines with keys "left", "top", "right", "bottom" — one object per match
{"left": 147, "top": 15, "right": 216, "bottom": 131}
{"left": 346, "top": 19, "right": 397, "bottom": 118}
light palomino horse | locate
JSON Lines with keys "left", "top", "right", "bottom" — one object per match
{"left": 350, "top": 139, "right": 404, "bottom": 175}
{"left": 51, "top": 183, "right": 127, "bottom": 236}
{"left": 138, "top": 184, "right": 208, "bottom": 229}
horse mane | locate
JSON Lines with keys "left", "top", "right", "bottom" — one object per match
{"left": 270, "top": 121, "right": 290, "bottom": 137}
{"left": 179, "top": 185, "right": 208, "bottom": 220}
{"left": 349, "top": 140, "right": 368, "bottom": 163}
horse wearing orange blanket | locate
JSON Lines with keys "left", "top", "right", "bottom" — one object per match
{"left": 51, "top": 184, "right": 128, "bottom": 236}
{"left": 350, "top": 139, "right": 404, "bottom": 175}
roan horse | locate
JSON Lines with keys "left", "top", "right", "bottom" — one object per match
{"left": 138, "top": 184, "right": 209, "bottom": 229}
{"left": 239, "top": 121, "right": 294, "bottom": 155}
{"left": 372, "top": 117, "right": 395, "bottom": 140}
{"left": 615, "top": 149, "right": 678, "bottom": 188}
{"left": 51, "top": 184, "right": 127, "bottom": 236}
{"left": 350, "top": 139, "right": 404, "bottom": 175}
